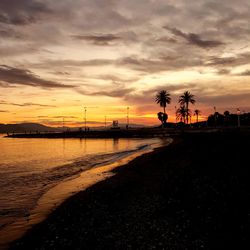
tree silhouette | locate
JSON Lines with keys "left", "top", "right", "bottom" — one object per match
{"left": 194, "top": 109, "right": 201, "bottom": 123}
{"left": 157, "top": 112, "right": 168, "bottom": 127}
{"left": 179, "top": 91, "right": 196, "bottom": 124}
{"left": 176, "top": 106, "right": 187, "bottom": 123}
{"left": 155, "top": 90, "right": 171, "bottom": 115}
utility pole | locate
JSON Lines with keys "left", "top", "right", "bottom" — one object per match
{"left": 105, "top": 115, "right": 107, "bottom": 129}
{"left": 126, "top": 107, "right": 129, "bottom": 129}
{"left": 84, "top": 107, "right": 87, "bottom": 131}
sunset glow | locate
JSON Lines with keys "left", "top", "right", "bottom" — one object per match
{"left": 1, "top": 0, "right": 250, "bottom": 126}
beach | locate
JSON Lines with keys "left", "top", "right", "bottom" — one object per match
{"left": 9, "top": 131, "right": 249, "bottom": 249}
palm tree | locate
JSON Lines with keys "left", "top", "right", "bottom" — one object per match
{"left": 179, "top": 91, "right": 196, "bottom": 124}
{"left": 194, "top": 109, "right": 201, "bottom": 123}
{"left": 176, "top": 105, "right": 187, "bottom": 123}
{"left": 155, "top": 90, "right": 171, "bottom": 115}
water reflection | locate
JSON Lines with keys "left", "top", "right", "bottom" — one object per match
{"left": 0, "top": 136, "right": 167, "bottom": 248}
{"left": 113, "top": 138, "right": 119, "bottom": 151}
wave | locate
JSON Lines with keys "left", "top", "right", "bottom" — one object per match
{"left": 0, "top": 142, "right": 156, "bottom": 226}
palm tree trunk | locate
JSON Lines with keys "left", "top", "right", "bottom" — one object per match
{"left": 196, "top": 114, "right": 198, "bottom": 123}
{"left": 186, "top": 102, "right": 189, "bottom": 124}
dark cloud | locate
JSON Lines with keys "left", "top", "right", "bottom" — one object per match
{"left": 34, "top": 59, "right": 114, "bottom": 68}
{"left": 36, "top": 54, "right": 202, "bottom": 74}
{"left": 72, "top": 34, "right": 121, "bottom": 45}
{"left": 237, "top": 70, "right": 250, "bottom": 76}
{"left": 91, "top": 88, "right": 134, "bottom": 98}
{"left": 0, "top": 29, "right": 22, "bottom": 39}
{"left": 164, "top": 26, "right": 224, "bottom": 48}
{"left": 206, "top": 56, "right": 236, "bottom": 66}
{"left": 0, "top": 101, "right": 55, "bottom": 107}
{"left": 125, "top": 83, "right": 198, "bottom": 105}
{"left": 77, "top": 87, "right": 134, "bottom": 98}
{"left": 217, "top": 69, "right": 231, "bottom": 75}
{"left": 51, "top": 71, "right": 71, "bottom": 76}
{"left": 0, "top": 65, "right": 74, "bottom": 89}
{"left": 94, "top": 74, "right": 139, "bottom": 83}
{"left": 0, "top": 109, "right": 8, "bottom": 112}
{"left": 142, "top": 83, "right": 198, "bottom": 95}
{"left": 199, "top": 93, "right": 250, "bottom": 106}
{"left": 206, "top": 53, "right": 250, "bottom": 67}
{"left": 156, "top": 36, "right": 177, "bottom": 44}
{"left": 0, "top": 0, "right": 50, "bottom": 25}
{"left": 117, "top": 55, "right": 202, "bottom": 73}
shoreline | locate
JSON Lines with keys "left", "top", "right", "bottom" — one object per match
{"left": 0, "top": 138, "right": 172, "bottom": 250}
{"left": 6, "top": 131, "right": 250, "bottom": 249}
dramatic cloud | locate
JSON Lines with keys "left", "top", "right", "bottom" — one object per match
{"left": 0, "top": 65, "right": 74, "bottom": 89}
{"left": 125, "top": 83, "right": 199, "bottom": 106}
{"left": 199, "top": 93, "right": 250, "bottom": 107}
{"left": 164, "top": 26, "right": 224, "bottom": 48}
{"left": 72, "top": 34, "right": 122, "bottom": 45}
{"left": 206, "top": 53, "right": 250, "bottom": 67}
{"left": 77, "top": 87, "right": 134, "bottom": 98}
{"left": 91, "top": 88, "right": 134, "bottom": 98}
{"left": 0, "top": 0, "right": 250, "bottom": 124}
{"left": 0, "top": 0, "right": 50, "bottom": 25}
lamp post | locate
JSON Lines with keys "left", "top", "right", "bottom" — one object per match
{"left": 126, "top": 107, "right": 129, "bottom": 129}
{"left": 84, "top": 107, "right": 87, "bottom": 131}
{"left": 237, "top": 108, "right": 241, "bottom": 128}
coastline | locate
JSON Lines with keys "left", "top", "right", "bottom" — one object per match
{"left": 7, "top": 132, "right": 250, "bottom": 249}
{"left": 0, "top": 138, "right": 171, "bottom": 250}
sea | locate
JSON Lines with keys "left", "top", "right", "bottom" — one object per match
{"left": 0, "top": 134, "right": 171, "bottom": 248}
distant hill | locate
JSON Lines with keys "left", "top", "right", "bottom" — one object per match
{"left": 0, "top": 123, "right": 62, "bottom": 133}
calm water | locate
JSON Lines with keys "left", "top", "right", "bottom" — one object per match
{"left": 0, "top": 135, "right": 164, "bottom": 233}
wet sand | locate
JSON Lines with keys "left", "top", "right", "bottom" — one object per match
{"left": 9, "top": 132, "right": 250, "bottom": 249}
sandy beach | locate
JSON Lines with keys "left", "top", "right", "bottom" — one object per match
{"left": 9, "top": 131, "right": 249, "bottom": 250}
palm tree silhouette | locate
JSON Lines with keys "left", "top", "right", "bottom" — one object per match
{"left": 155, "top": 90, "right": 171, "bottom": 115}
{"left": 179, "top": 91, "right": 196, "bottom": 124}
{"left": 176, "top": 105, "right": 187, "bottom": 123}
{"left": 194, "top": 109, "right": 201, "bottom": 123}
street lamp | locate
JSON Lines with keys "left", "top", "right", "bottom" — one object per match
{"left": 126, "top": 107, "right": 129, "bottom": 129}
{"left": 84, "top": 107, "right": 87, "bottom": 131}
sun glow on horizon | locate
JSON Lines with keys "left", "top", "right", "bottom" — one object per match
{"left": 0, "top": 0, "right": 249, "bottom": 126}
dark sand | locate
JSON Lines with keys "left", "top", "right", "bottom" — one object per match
{"left": 10, "top": 132, "right": 249, "bottom": 250}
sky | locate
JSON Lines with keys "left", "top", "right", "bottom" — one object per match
{"left": 0, "top": 0, "right": 250, "bottom": 127}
